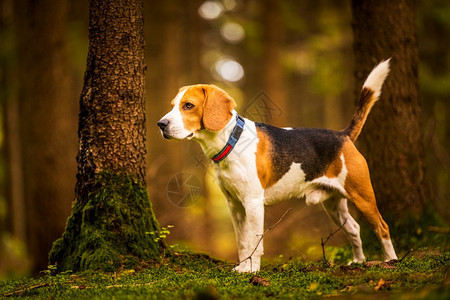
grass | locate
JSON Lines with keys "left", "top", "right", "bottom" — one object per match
{"left": 0, "top": 248, "right": 449, "bottom": 299}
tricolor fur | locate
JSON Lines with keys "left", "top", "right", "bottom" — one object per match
{"left": 158, "top": 60, "right": 397, "bottom": 272}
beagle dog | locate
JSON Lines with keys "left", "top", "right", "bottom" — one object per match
{"left": 158, "top": 60, "right": 397, "bottom": 272}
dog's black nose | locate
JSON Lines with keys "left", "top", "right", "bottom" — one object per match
{"left": 157, "top": 119, "right": 170, "bottom": 130}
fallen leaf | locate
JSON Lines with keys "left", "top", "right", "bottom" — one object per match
{"left": 374, "top": 278, "right": 392, "bottom": 291}
{"left": 249, "top": 276, "right": 270, "bottom": 286}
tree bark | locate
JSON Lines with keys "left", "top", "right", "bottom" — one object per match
{"left": 50, "top": 0, "right": 164, "bottom": 272}
{"left": 351, "top": 0, "right": 429, "bottom": 218}
{"left": 14, "top": 0, "right": 77, "bottom": 272}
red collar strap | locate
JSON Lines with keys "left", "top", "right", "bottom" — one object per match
{"left": 211, "top": 114, "right": 245, "bottom": 163}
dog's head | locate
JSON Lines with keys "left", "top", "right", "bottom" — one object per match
{"left": 157, "top": 84, "right": 237, "bottom": 140}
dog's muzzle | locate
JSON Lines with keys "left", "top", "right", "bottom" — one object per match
{"left": 157, "top": 119, "right": 194, "bottom": 140}
{"left": 157, "top": 119, "right": 171, "bottom": 139}
{"left": 157, "top": 119, "right": 169, "bottom": 131}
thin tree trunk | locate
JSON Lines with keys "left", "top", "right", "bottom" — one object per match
{"left": 49, "top": 0, "right": 164, "bottom": 272}
{"left": 351, "top": 0, "right": 428, "bottom": 218}
{"left": 262, "top": 0, "right": 286, "bottom": 126}
{"left": 14, "top": 0, "right": 77, "bottom": 272}
{"left": 0, "top": 0, "right": 25, "bottom": 241}
{"left": 5, "top": 101, "right": 25, "bottom": 242}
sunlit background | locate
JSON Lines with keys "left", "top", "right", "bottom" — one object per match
{"left": 0, "top": 0, "right": 449, "bottom": 278}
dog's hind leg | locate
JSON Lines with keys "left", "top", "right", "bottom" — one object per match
{"left": 342, "top": 142, "right": 398, "bottom": 262}
{"left": 346, "top": 189, "right": 397, "bottom": 261}
{"left": 322, "top": 196, "right": 366, "bottom": 263}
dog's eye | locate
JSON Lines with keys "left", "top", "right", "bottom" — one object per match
{"left": 183, "top": 102, "right": 195, "bottom": 110}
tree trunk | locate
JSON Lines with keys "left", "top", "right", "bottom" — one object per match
{"left": 49, "top": 0, "right": 165, "bottom": 272}
{"left": 14, "top": 0, "right": 77, "bottom": 272}
{"left": 262, "top": 0, "right": 286, "bottom": 126}
{"left": 351, "top": 0, "right": 429, "bottom": 221}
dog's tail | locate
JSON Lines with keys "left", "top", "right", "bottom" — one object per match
{"left": 343, "top": 59, "right": 390, "bottom": 142}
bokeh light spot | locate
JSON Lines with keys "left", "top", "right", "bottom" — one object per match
{"left": 198, "top": 1, "right": 224, "bottom": 20}
{"left": 220, "top": 22, "right": 245, "bottom": 44}
{"left": 215, "top": 59, "right": 244, "bottom": 82}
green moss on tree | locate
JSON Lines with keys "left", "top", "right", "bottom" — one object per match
{"left": 49, "top": 172, "right": 166, "bottom": 272}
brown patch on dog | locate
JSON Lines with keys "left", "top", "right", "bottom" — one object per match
{"left": 325, "top": 155, "right": 343, "bottom": 178}
{"left": 202, "top": 85, "right": 236, "bottom": 131}
{"left": 174, "top": 84, "right": 237, "bottom": 133}
{"left": 255, "top": 128, "right": 276, "bottom": 189}
{"left": 342, "top": 140, "right": 391, "bottom": 240}
{"left": 343, "top": 87, "right": 375, "bottom": 142}
{"left": 177, "top": 86, "right": 205, "bottom": 133}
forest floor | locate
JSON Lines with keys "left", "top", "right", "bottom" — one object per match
{"left": 0, "top": 248, "right": 448, "bottom": 299}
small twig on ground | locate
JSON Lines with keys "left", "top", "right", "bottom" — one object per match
{"left": 3, "top": 283, "right": 49, "bottom": 297}
{"left": 399, "top": 248, "right": 413, "bottom": 263}
{"left": 106, "top": 282, "right": 153, "bottom": 289}
{"left": 238, "top": 208, "right": 293, "bottom": 270}
{"left": 321, "top": 219, "right": 347, "bottom": 262}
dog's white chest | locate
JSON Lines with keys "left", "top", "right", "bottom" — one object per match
{"left": 215, "top": 159, "right": 264, "bottom": 202}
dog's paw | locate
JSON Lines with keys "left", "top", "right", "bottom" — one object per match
{"left": 233, "top": 265, "right": 250, "bottom": 273}
{"left": 347, "top": 257, "right": 365, "bottom": 265}
{"left": 233, "top": 261, "right": 260, "bottom": 273}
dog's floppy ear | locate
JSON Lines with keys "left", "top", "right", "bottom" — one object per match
{"left": 202, "top": 85, "right": 237, "bottom": 131}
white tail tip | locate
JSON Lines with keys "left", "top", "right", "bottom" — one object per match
{"left": 363, "top": 59, "right": 391, "bottom": 99}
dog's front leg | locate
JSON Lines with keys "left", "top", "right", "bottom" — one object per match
{"left": 226, "top": 196, "right": 264, "bottom": 273}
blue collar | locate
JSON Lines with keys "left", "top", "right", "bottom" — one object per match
{"left": 211, "top": 114, "right": 245, "bottom": 163}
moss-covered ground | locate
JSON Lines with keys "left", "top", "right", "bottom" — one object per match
{"left": 49, "top": 172, "right": 165, "bottom": 273}
{"left": 1, "top": 248, "right": 448, "bottom": 299}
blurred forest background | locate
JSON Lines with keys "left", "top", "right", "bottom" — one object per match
{"left": 0, "top": 0, "right": 449, "bottom": 277}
